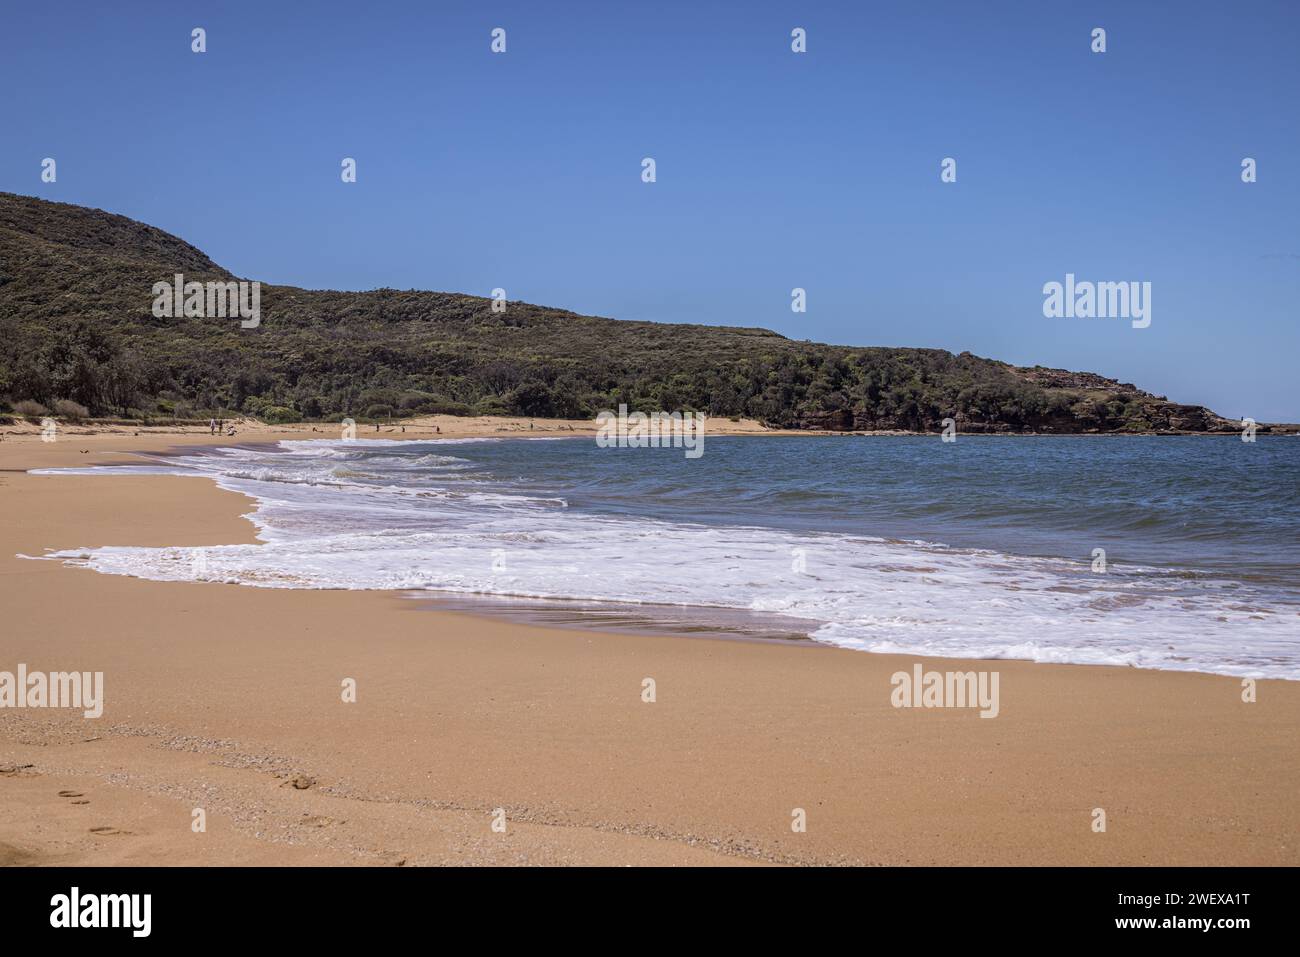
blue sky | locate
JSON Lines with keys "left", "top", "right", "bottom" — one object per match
{"left": 3, "top": 0, "right": 1297, "bottom": 419}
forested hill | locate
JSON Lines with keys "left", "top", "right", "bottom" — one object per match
{"left": 0, "top": 191, "right": 1249, "bottom": 432}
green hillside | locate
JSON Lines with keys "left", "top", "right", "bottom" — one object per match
{"left": 0, "top": 192, "right": 1248, "bottom": 432}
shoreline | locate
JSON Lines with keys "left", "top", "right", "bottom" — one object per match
{"left": 2, "top": 430, "right": 1298, "bottom": 865}
{"left": 4, "top": 412, "right": 1298, "bottom": 443}
{"left": 25, "top": 429, "right": 1294, "bottom": 683}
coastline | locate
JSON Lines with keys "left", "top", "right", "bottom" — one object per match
{"left": 2, "top": 429, "right": 1298, "bottom": 866}
{"left": 4, "top": 412, "right": 1297, "bottom": 446}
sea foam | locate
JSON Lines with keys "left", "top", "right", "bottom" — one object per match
{"left": 32, "top": 438, "right": 1300, "bottom": 680}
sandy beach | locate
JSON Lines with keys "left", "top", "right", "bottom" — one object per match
{"left": 1, "top": 421, "right": 1297, "bottom": 866}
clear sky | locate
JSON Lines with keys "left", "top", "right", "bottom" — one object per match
{"left": 3, "top": 0, "right": 1297, "bottom": 420}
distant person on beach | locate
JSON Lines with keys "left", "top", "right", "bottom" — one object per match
{"left": 208, "top": 418, "right": 216, "bottom": 435}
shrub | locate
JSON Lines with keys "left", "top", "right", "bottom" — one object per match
{"left": 506, "top": 381, "right": 556, "bottom": 417}
{"left": 402, "top": 396, "right": 473, "bottom": 416}
{"left": 13, "top": 399, "right": 48, "bottom": 419}
{"left": 472, "top": 396, "right": 510, "bottom": 416}
{"left": 53, "top": 399, "right": 90, "bottom": 421}
{"left": 258, "top": 405, "right": 299, "bottom": 424}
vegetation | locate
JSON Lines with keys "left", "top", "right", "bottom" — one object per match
{"left": 0, "top": 192, "right": 1242, "bottom": 432}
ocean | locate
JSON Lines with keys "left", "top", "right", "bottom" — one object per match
{"left": 35, "top": 434, "right": 1300, "bottom": 679}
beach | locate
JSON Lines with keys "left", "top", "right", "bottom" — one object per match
{"left": 1, "top": 423, "right": 1297, "bottom": 867}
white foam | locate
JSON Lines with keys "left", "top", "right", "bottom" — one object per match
{"left": 31, "top": 439, "right": 1300, "bottom": 680}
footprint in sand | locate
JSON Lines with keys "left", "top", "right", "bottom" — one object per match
{"left": 297, "top": 814, "right": 343, "bottom": 828}
{"left": 0, "top": 842, "right": 42, "bottom": 866}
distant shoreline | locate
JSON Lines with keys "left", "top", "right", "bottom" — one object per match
{"left": 3, "top": 412, "right": 1298, "bottom": 445}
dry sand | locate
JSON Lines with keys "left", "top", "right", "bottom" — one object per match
{"left": 0, "top": 421, "right": 1296, "bottom": 866}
